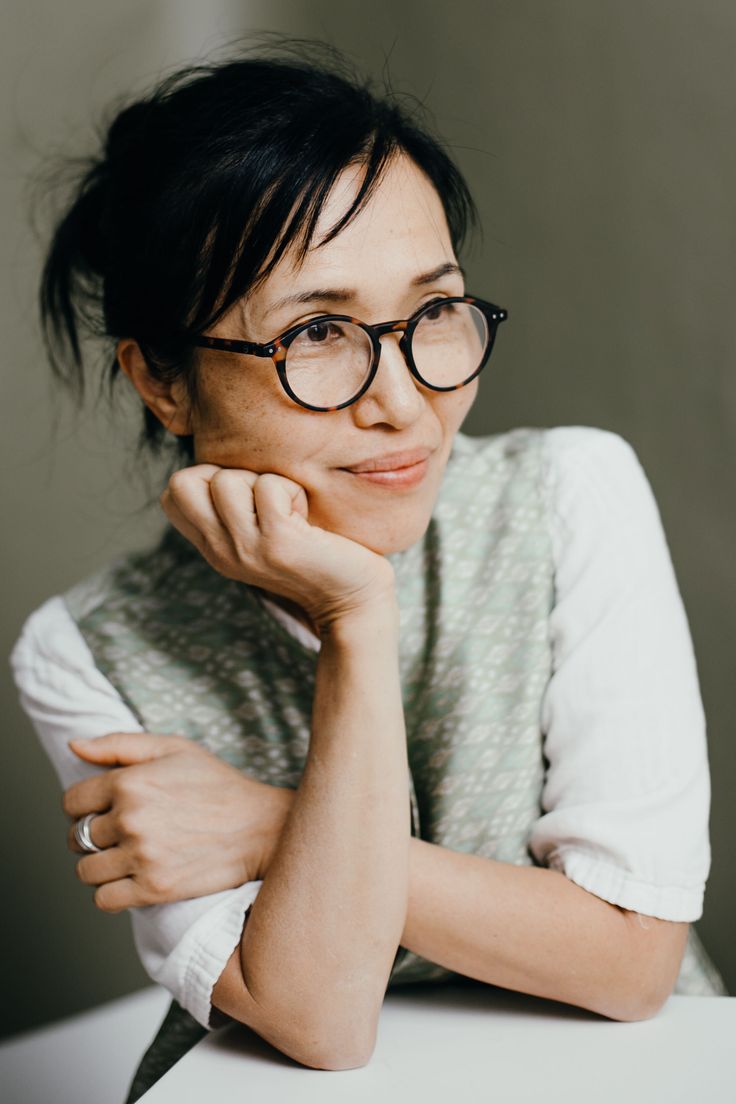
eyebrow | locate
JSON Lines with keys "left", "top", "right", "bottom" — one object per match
{"left": 264, "top": 261, "right": 466, "bottom": 316}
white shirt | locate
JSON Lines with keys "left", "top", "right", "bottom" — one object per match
{"left": 8, "top": 426, "right": 712, "bottom": 1030}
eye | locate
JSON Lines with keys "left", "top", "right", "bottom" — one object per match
{"left": 289, "top": 319, "right": 349, "bottom": 355}
{"left": 420, "top": 297, "right": 456, "bottom": 322}
{"left": 303, "top": 320, "right": 344, "bottom": 343}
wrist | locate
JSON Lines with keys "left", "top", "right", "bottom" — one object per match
{"left": 319, "top": 595, "right": 400, "bottom": 650}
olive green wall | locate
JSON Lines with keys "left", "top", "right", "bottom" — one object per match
{"left": 2, "top": 0, "right": 733, "bottom": 1037}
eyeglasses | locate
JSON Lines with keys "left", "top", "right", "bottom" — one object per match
{"left": 191, "top": 295, "right": 508, "bottom": 412}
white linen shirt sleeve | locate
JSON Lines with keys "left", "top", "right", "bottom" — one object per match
{"left": 9, "top": 595, "right": 263, "bottom": 1031}
{"left": 530, "top": 426, "right": 711, "bottom": 921}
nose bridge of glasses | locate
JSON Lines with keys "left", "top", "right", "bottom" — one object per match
{"left": 373, "top": 319, "right": 409, "bottom": 338}
{"left": 372, "top": 319, "right": 411, "bottom": 367}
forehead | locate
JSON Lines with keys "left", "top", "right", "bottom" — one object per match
{"left": 311, "top": 154, "right": 451, "bottom": 259}
{"left": 251, "top": 155, "right": 455, "bottom": 313}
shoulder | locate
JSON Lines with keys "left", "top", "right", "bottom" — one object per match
{"left": 9, "top": 533, "right": 176, "bottom": 720}
{"left": 9, "top": 591, "right": 136, "bottom": 713}
{"left": 536, "top": 425, "right": 667, "bottom": 561}
{"left": 9, "top": 593, "right": 143, "bottom": 790}
{"left": 539, "top": 424, "right": 648, "bottom": 492}
{"left": 10, "top": 593, "right": 90, "bottom": 675}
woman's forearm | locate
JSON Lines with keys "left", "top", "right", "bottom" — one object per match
{"left": 227, "top": 799, "right": 685, "bottom": 1028}
{"left": 400, "top": 838, "right": 689, "bottom": 1022}
{"left": 234, "top": 601, "right": 410, "bottom": 1064}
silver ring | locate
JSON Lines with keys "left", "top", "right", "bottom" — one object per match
{"left": 74, "top": 813, "right": 103, "bottom": 853}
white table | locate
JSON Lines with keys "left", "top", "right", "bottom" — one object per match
{"left": 140, "top": 980, "right": 735, "bottom": 1103}
{"left": 0, "top": 986, "right": 171, "bottom": 1104}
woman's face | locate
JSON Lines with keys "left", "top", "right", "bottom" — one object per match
{"left": 185, "top": 153, "right": 478, "bottom": 556}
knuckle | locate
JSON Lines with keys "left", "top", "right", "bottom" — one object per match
{"left": 149, "top": 874, "right": 173, "bottom": 901}
{"left": 167, "top": 470, "right": 189, "bottom": 498}
{"left": 139, "top": 866, "right": 170, "bottom": 901}
{"left": 210, "top": 467, "right": 233, "bottom": 488}
{"left": 134, "top": 839, "right": 159, "bottom": 868}
{"left": 214, "top": 467, "right": 253, "bottom": 489}
{"left": 111, "top": 770, "right": 137, "bottom": 801}
{"left": 116, "top": 807, "right": 143, "bottom": 838}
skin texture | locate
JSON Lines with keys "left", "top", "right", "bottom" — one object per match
{"left": 63, "top": 152, "right": 690, "bottom": 1059}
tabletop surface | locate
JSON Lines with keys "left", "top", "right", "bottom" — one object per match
{"left": 141, "top": 980, "right": 735, "bottom": 1104}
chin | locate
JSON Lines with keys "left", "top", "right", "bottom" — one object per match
{"left": 336, "top": 511, "right": 430, "bottom": 557}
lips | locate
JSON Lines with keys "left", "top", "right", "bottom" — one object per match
{"left": 343, "top": 447, "right": 433, "bottom": 473}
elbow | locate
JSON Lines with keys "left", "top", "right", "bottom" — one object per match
{"left": 603, "top": 1000, "right": 661, "bottom": 1023}
{"left": 295, "top": 1012, "right": 379, "bottom": 1070}
{"left": 596, "top": 981, "right": 673, "bottom": 1023}
{"left": 276, "top": 1025, "right": 377, "bottom": 1071}
{"left": 301, "top": 1039, "right": 375, "bottom": 1071}
{"left": 241, "top": 1005, "right": 377, "bottom": 1071}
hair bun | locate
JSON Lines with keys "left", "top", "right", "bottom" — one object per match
{"left": 105, "top": 98, "right": 157, "bottom": 159}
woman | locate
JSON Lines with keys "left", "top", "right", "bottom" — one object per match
{"left": 10, "top": 38, "right": 727, "bottom": 1102}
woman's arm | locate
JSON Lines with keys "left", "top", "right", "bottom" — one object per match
{"left": 212, "top": 600, "right": 410, "bottom": 1069}
{"left": 8, "top": 595, "right": 269, "bottom": 1031}
{"left": 156, "top": 464, "right": 412, "bottom": 1068}
{"left": 391, "top": 428, "right": 706, "bottom": 1020}
{"left": 401, "top": 840, "right": 688, "bottom": 1022}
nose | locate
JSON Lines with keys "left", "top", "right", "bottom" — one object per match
{"left": 350, "top": 330, "right": 425, "bottom": 429}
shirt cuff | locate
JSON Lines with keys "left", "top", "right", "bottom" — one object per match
{"left": 546, "top": 846, "right": 704, "bottom": 921}
{"left": 144, "top": 881, "right": 263, "bottom": 1030}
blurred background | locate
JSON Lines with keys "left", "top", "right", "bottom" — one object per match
{"left": 3, "top": 0, "right": 734, "bottom": 1038}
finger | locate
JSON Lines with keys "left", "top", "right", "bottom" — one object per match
{"left": 252, "top": 473, "right": 310, "bottom": 538}
{"left": 76, "top": 845, "right": 131, "bottom": 887}
{"left": 63, "top": 775, "right": 114, "bottom": 819}
{"left": 160, "top": 487, "right": 215, "bottom": 555}
{"left": 208, "top": 468, "right": 260, "bottom": 542}
{"left": 67, "top": 810, "right": 118, "bottom": 853}
{"left": 92, "top": 877, "right": 150, "bottom": 914}
{"left": 68, "top": 732, "right": 185, "bottom": 765}
{"left": 163, "top": 468, "right": 238, "bottom": 559}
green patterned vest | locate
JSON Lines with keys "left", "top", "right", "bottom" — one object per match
{"left": 62, "top": 428, "right": 727, "bottom": 1102}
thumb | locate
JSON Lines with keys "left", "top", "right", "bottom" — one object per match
{"left": 68, "top": 732, "right": 182, "bottom": 765}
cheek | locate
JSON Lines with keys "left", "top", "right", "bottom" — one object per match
{"left": 435, "top": 379, "right": 479, "bottom": 433}
{"left": 193, "top": 388, "right": 337, "bottom": 476}
{"left": 190, "top": 370, "right": 286, "bottom": 462}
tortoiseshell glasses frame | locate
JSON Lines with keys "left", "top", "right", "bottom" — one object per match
{"left": 191, "top": 295, "right": 509, "bottom": 413}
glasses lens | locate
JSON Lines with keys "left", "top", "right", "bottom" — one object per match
{"left": 284, "top": 320, "right": 373, "bottom": 408}
{"left": 412, "top": 302, "right": 489, "bottom": 388}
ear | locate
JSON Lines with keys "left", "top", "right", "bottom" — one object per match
{"left": 116, "top": 339, "right": 194, "bottom": 437}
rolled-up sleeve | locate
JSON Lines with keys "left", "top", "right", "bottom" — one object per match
{"left": 529, "top": 426, "right": 711, "bottom": 921}
{"left": 9, "top": 595, "right": 263, "bottom": 1028}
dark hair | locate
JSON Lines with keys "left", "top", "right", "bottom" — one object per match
{"left": 39, "top": 36, "right": 479, "bottom": 465}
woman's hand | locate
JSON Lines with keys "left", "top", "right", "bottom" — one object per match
{"left": 63, "top": 732, "right": 294, "bottom": 913}
{"left": 160, "top": 464, "right": 397, "bottom": 633}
